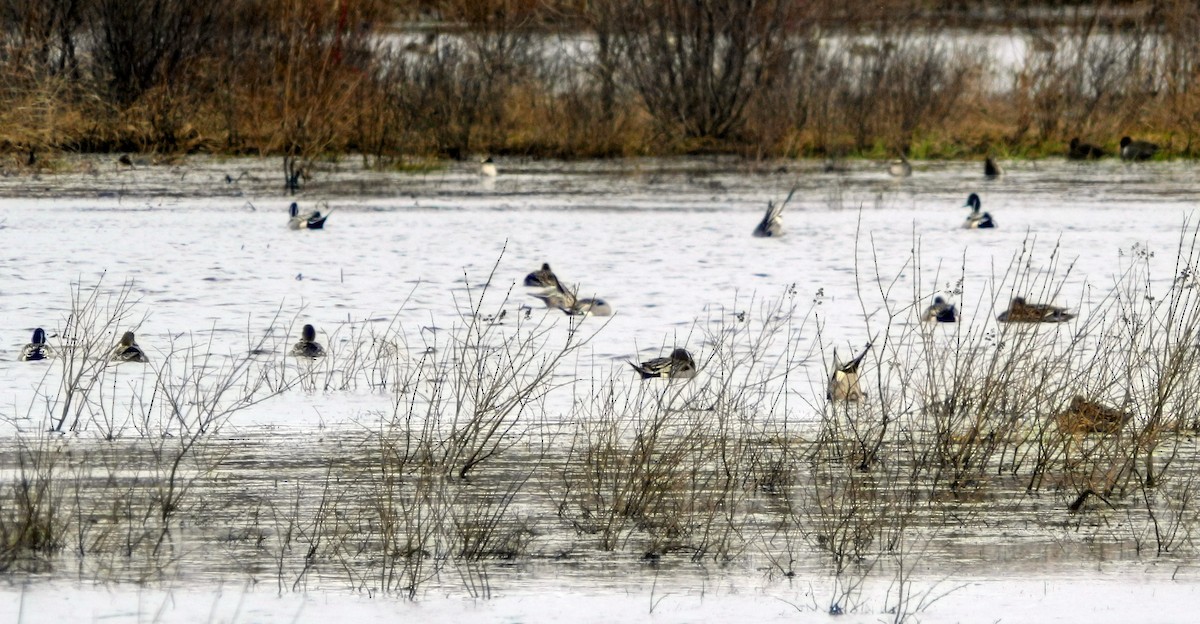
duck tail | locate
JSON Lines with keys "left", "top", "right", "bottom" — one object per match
{"left": 628, "top": 361, "right": 654, "bottom": 379}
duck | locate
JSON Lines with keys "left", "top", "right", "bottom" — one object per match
{"left": 480, "top": 156, "right": 498, "bottom": 177}
{"left": 922, "top": 296, "right": 958, "bottom": 323}
{"left": 288, "top": 202, "right": 328, "bottom": 230}
{"left": 828, "top": 343, "right": 871, "bottom": 401}
{"left": 962, "top": 193, "right": 995, "bottom": 229}
{"left": 1055, "top": 395, "right": 1131, "bottom": 435}
{"left": 566, "top": 297, "right": 613, "bottom": 317}
{"left": 290, "top": 324, "right": 326, "bottom": 358}
{"left": 752, "top": 200, "right": 784, "bottom": 237}
{"left": 996, "top": 297, "right": 1075, "bottom": 323}
{"left": 111, "top": 331, "right": 148, "bottom": 363}
{"left": 19, "top": 328, "right": 50, "bottom": 361}
{"left": 1068, "top": 138, "right": 1106, "bottom": 160}
{"left": 888, "top": 156, "right": 912, "bottom": 178}
{"left": 630, "top": 348, "right": 697, "bottom": 379}
{"left": 524, "top": 263, "right": 559, "bottom": 288}
{"left": 1119, "top": 136, "right": 1159, "bottom": 161}
{"left": 984, "top": 157, "right": 1003, "bottom": 178}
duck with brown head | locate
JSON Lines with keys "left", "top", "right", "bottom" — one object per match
{"left": 111, "top": 331, "right": 148, "bottom": 363}
{"left": 291, "top": 324, "right": 326, "bottom": 358}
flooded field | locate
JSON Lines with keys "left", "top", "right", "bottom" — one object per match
{"left": 1, "top": 155, "right": 1199, "bottom": 622}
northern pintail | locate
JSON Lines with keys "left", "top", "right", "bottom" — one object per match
{"left": 996, "top": 297, "right": 1074, "bottom": 323}
{"left": 963, "top": 193, "right": 995, "bottom": 229}
{"left": 19, "top": 328, "right": 50, "bottom": 361}
{"left": 290, "top": 324, "right": 326, "bottom": 358}
{"left": 630, "top": 348, "right": 697, "bottom": 379}
{"left": 828, "top": 343, "right": 870, "bottom": 401}
{"left": 111, "top": 331, "right": 148, "bottom": 363}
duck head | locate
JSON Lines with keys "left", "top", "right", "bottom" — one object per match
{"left": 119, "top": 331, "right": 136, "bottom": 347}
{"left": 302, "top": 324, "right": 317, "bottom": 341}
{"left": 32, "top": 328, "right": 45, "bottom": 344}
{"left": 289, "top": 202, "right": 299, "bottom": 217}
{"left": 963, "top": 193, "right": 981, "bottom": 212}
{"left": 1119, "top": 136, "right": 1132, "bottom": 149}
{"left": 670, "top": 348, "right": 694, "bottom": 364}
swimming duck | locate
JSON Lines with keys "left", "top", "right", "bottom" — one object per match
{"left": 630, "top": 348, "right": 697, "bottom": 379}
{"left": 111, "top": 331, "right": 148, "bottom": 363}
{"left": 962, "top": 193, "right": 995, "bottom": 229}
{"left": 996, "top": 297, "right": 1075, "bottom": 323}
{"left": 1068, "top": 138, "right": 1106, "bottom": 160}
{"left": 984, "top": 157, "right": 1003, "bottom": 178}
{"left": 524, "top": 263, "right": 559, "bottom": 288}
{"left": 1119, "top": 136, "right": 1159, "bottom": 161}
{"left": 828, "top": 343, "right": 871, "bottom": 401}
{"left": 290, "top": 324, "right": 326, "bottom": 358}
{"left": 752, "top": 200, "right": 784, "bottom": 237}
{"left": 481, "top": 156, "right": 498, "bottom": 177}
{"left": 888, "top": 156, "right": 912, "bottom": 178}
{"left": 922, "top": 297, "right": 958, "bottom": 323}
{"left": 19, "top": 328, "right": 50, "bottom": 361}
{"left": 288, "top": 202, "right": 328, "bottom": 230}
{"left": 566, "top": 297, "right": 613, "bottom": 317}
{"left": 1055, "top": 395, "right": 1131, "bottom": 435}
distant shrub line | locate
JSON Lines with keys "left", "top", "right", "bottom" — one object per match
{"left": 1, "top": 0, "right": 1198, "bottom": 162}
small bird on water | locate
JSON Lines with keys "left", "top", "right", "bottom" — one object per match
{"left": 630, "top": 348, "right": 697, "bottom": 380}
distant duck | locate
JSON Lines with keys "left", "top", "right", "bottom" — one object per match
{"left": 962, "top": 193, "right": 995, "bottom": 229}
{"left": 288, "top": 202, "right": 328, "bottom": 230}
{"left": 1119, "top": 136, "right": 1159, "bottom": 161}
{"left": 1068, "top": 138, "right": 1106, "bottom": 160}
{"left": 888, "top": 156, "right": 912, "bottom": 178}
{"left": 984, "top": 157, "right": 1003, "bottom": 178}
{"left": 111, "top": 331, "right": 148, "bottom": 363}
{"left": 922, "top": 297, "right": 959, "bottom": 323}
{"left": 997, "top": 297, "right": 1075, "bottom": 323}
{"left": 480, "top": 156, "right": 498, "bottom": 177}
{"left": 630, "top": 348, "right": 697, "bottom": 380}
{"left": 290, "top": 324, "right": 326, "bottom": 358}
{"left": 1055, "top": 395, "right": 1131, "bottom": 435}
{"left": 118, "top": 154, "right": 134, "bottom": 168}
{"left": 19, "top": 328, "right": 50, "bottom": 361}
{"left": 752, "top": 200, "right": 784, "bottom": 237}
{"left": 828, "top": 343, "right": 871, "bottom": 401}
{"left": 524, "top": 263, "right": 559, "bottom": 288}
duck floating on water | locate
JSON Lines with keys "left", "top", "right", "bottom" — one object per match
{"left": 524, "top": 263, "right": 559, "bottom": 288}
{"left": 888, "top": 156, "right": 912, "bottom": 178}
{"left": 19, "top": 328, "right": 50, "bottom": 361}
{"left": 111, "top": 331, "right": 148, "bottom": 363}
{"left": 1055, "top": 395, "right": 1131, "bottom": 435}
{"left": 290, "top": 324, "right": 326, "bottom": 358}
{"left": 1119, "top": 136, "right": 1159, "bottom": 161}
{"left": 828, "top": 343, "right": 870, "bottom": 401}
{"left": 962, "top": 193, "right": 995, "bottom": 229}
{"left": 997, "top": 297, "right": 1075, "bottom": 323}
{"left": 922, "top": 297, "right": 958, "bottom": 323}
{"left": 630, "top": 348, "right": 697, "bottom": 380}
{"left": 288, "top": 202, "right": 329, "bottom": 230}
{"left": 1068, "top": 138, "right": 1106, "bottom": 160}
{"left": 752, "top": 200, "right": 784, "bottom": 237}
{"left": 480, "top": 156, "right": 498, "bottom": 177}
{"left": 984, "top": 157, "right": 1003, "bottom": 178}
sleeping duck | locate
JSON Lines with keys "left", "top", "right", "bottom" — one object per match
{"left": 1068, "top": 138, "right": 1106, "bottom": 160}
{"left": 111, "top": 331, "right": 148, "bottom": 363}
{"left": 566, "top": 297, "right": 614, "bottom": 317}
{"left": 630, "top": 348, "right": 697, "bottom": 380}
{"left": 922, "top": 297, "right": 959, "bottom": 323}
{"left": 19, "top": 328, "right": 50, "bottom": 361}
{"left": 828, "top": 343, "right": 871, "bottom": 401}
{"left": 997, "top": 297, "right": 1075, "bottom": 323}
{"left": 290, "top": 324, "right": 326, "bottom": 358}
{"left": 288, "top": 202, "right": 328, "bottom": 230}
{"left": 1055, "top": 395, "right": 1131, "bottom": 435}
{"left": 963, "top": 193, "right": 995, "bottom": 229}
{"left": 888, "top": 156, "right": 912, "bottom": 178}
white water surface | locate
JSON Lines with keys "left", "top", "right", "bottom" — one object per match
{"left": 0, "top": 155, "right": 1197, "bottom": 620}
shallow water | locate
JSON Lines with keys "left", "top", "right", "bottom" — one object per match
{"left": 0, "top": 154, "right": 1199, "bottom": 621}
